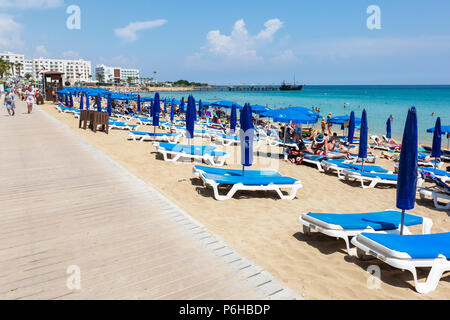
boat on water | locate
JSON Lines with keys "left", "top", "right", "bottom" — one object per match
{"left": 280, "top": 82, "right": 304, "bottom": 91}
{"left": 279, "top": 74, "right": 304, "bottom": 91}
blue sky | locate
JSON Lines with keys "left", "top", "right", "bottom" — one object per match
{"left": 1, "top": 0, "right": 450, "bottom": 84}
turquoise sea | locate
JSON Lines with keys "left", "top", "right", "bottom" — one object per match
{"left": 141, "top": 85, "right": 450, "bottom": 144}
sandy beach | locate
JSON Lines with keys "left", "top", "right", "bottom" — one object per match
{"left": 39, "top": 102, "right": 450, "bottom": 300}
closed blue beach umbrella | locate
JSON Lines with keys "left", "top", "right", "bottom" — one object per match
{"left": 240, "top": 103, "right": 255, "bottom": 174}
{"left": 164, "top": 99, "right": 167, "bottom": 113}
{"left": 79, "top": 93, "right": 84, "bottom": 110}
{"left": 230, "top": 103, "right": 237, "bottom": 134}
{"left": 431, "top": 117, "right": 442, "bottom": 160}
{"left": 59, "top": 93, "right": 63, "bottom": 103}
{"left": 97, "top": 94, "right": 102, "bottom": 112}
{"left": 153, "top": 92, "right": 160, "bottom": 128}
{"left": 397, "top": 107, "right": 418, "bottom": 234}
{"left": 170, "top": 99, "right": 175, "bottom": 122}
{"left": 180, "top": 97, "right": 185, "bottom": 113}
{"left": 69, "top": 93, "right": 74, "bottom": 107}
{"left": 65, "top": 94, "right": 69, "bottom": 106}
{"left": 137, "top": 95, "right": 141, "bottom": 112}
{"left": 198, "top": 100, "right": 203, "bottom": 118}
{"left": 348, "top": 111, "right": 355, "bottom": 144}
{"left": 186, "top": 95, "right": 196, "bottom": 140}
{"left": 386, "top": 118, "right": 392, "bottom": 139}
{"left": 107, "top": 94, "right": 112, "bottom": 116}
{"left": 358, "top": 109, "right": 368, "bottom": 161}
{"left": 85, "top": 93, "right": 90, "bottom": 110}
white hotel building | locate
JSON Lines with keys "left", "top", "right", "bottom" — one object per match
{"left": 0, "top": 51, "right": 92, "bottom": 84}
{"left": 95, "top": 64, "right": 140, "bottom": 84}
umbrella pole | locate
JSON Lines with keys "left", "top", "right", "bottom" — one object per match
{"left": 283, "top": 126, "right": 287, "bottom": 159}
{"left": 242, "top": 165, "right": 244, "bottom": 176}
{"left": 400, "top": 209, "right": 405, "bottom": 235}
{"left": 361, "top": 159, "right": 365, "bottom": 172}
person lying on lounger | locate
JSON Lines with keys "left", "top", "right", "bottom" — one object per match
{"left": 374, "top": 136, "right": 400, "bottom": 148}
{"left": 313, "top": 134, "right": 350, "bottom": 159}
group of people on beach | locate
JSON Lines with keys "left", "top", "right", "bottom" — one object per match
{"left": 2, "top": 85, "right": 37, "bottom": 116}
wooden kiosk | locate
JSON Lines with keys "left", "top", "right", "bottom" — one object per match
{"left": 43, "top": 71, "right": 64, "bottom": 102}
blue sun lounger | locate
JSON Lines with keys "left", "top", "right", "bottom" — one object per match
{"left": 342, "top": 169, "right": 401, "bottom": 188}
{"left": 299, "top": 210, "right": 432, "bottom": 255}
{"left": 110, "top": 121, "right": 139, "bottom": 131}
{"left": 155, "top": 142, "right": 228, "bottom": 166}
{"left": 128, "top": 131, "right": 181, "bottom": 143}
{"left": 322, "top": 160, "right": 390, "bottom": 178}
{"left": 198, "top": 172, "right": 302, "bottom": 200}
{"left": 192, "top": 165, "right": 281, "bottom": 178}
{"left": 352, "top": 232, "right": 450, "bottom": 293}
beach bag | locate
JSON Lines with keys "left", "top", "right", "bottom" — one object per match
{"left": 287, "top": 148, "right": 303, "bottom": 165}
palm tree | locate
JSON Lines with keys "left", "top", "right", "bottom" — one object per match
{"left": 9, "top": 62, "right": 16, "bottom": 77}
{"left": 16, "top": 62, "right": 23, "bottom": 78}
{"left": 25, "top": 73, "right": 32, "bottom": 81}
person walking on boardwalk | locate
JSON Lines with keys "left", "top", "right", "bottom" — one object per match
{"left": 25, "top": 85, "right": 35, "bottom": 114}
{"left": 4, "top": 88, "right": 16, "bottom": 116}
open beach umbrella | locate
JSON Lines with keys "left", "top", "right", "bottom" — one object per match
{"left": 97, "top": 94, "right": 102, "bottom": 112}
{"left": 358, "top": 109, "right": 368, "bottom": 170}
{"left": 137, "top": 95, "right": 141, "bottom": 112}
{"left": 186, "top": 95, "right": 196, "bottom": 141}
{"left": 427, "top": 124, "right": 450, "bottom": 150}
{"left": 348, "top": 111, "right": 355, "bottom": 144}
{"left": 107, "top": 94, "right": 112, "bottom": 116}
{"left": 79, "top": 93, "right": 84, "bottom": 110}
{"left": 397, "top": 107, "right": 418, "bottom": 235}
{"left": 180, "top": 97, "right": 185, "bottom": 113}
{"left": 386, "top": 118, "right": 392, "bottom": 139}
{"left": 431, "top": 117, "right": 442, "bottom": 163}
{"left": 170, "top": 99, "right": 175, "bottom": 122}
{"left": 212, "top": 100, "right": 243, "bottom": 110}
{"left": 240, "top": 103, "right": 255, "bottom": 175}
{"left": 153, "top": 92, "right": 160, "bottom": 136}
{"left": 230, "top": 103, "right": 237, "bottom": 135}
{"left": 250, "top": 105, "right": 271, "bottom": 114}
{"left": 85, "top": 93, "right": 90, "bottom": 110}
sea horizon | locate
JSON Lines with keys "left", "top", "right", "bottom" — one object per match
{"left": 140, "top": 84, "right": 450, "bottom": 145}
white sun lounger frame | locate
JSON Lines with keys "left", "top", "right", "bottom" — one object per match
{"left": 419, "top": 188, "right": 450, "bottom": 211}
{"left": 155, "top": 143, "right": 229, "bottom": 166}
{"left": 128, "top": 132, "right": 181, "bottom": 144}
{"left": 198, "top": 173, "right": 303, "bottom": 201}
{"left": 298, "top": 211, "right": 432, "bottom": 255}
{"left": 341, "top": 169, "right": 402, "bottom": 188}
{"left": 351, "top": 233, "right": 450, "bottom": 294}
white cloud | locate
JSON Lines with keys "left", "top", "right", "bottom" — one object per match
{"left": 0, "top": 0, "right": 64, "bottom": 8}
{"left": 271, "top": 49, "right": 299, "bottom": 65}
{"left": 256, "top": 19, "right": 283, "bottom": 41}
{"left": 61, "top": 50, "right": 80, "bottom": 60}
{"left": 188, "top": 18, "right": 289, "bottom": 70}
{"left": 0, "top": 14, "right": 24, "bottom": 50}
{"left": 35, "top": 45, "right": 50, "bottom": 57}
{"left": 114, "top": 19, "right": 167, "bottom": 42}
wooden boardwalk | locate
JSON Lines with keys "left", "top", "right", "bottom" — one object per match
{"left": 0, "top": 101, "right": 297, "bottom": 300}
